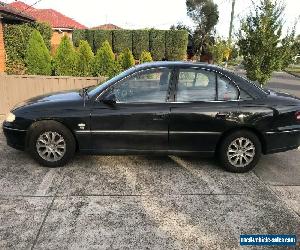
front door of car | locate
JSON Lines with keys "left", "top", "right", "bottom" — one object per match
{"left": 90, "top": 67, "right": 173, "bottom": 153}
{"left": 169, "top": 67, "right": 240, "bottom": 153}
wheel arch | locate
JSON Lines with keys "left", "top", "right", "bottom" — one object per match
{"left": 215, "top": 126, "right": 267, "bottom": 155}
{"left": 25, "top": 119, "right": 79, "bottom": 151}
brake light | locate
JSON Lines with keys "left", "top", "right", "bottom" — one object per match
{"left": 296, "top": 111, "right": 300, "bottom": 121}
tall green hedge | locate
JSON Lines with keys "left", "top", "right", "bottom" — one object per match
{"left": 72, "top": 29, "right": 86, "bottom": 47}
{"left": 149, "top": 29, "right": 166, "bottom": 61}
{"left": 85, "top": 30, "right": 94, "bottom": 52}
{"left": 112, "top": 30, "right": 132, "bottom": 54}
{"left": 165, "top": 30, "right": 188, "bottom": 60}
{"left": 132, "top": 30, "right": 149, "bottom": 59}
{"left": 94, "top": 30, "right": 113, "bottom": 53}
{"left": 72, "top": 29, "right": 189, "bottom": 62}
{"left": 4, "top": 22, "right": 52, "bottom": 74}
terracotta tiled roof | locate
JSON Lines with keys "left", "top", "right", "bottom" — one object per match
{"left": 91, "top": 24, "right": 122, "bottom": 30}
{"left": 0, "top": 1, "right": 35, "bottom": 22}
{"left": 9, "top": 1, "right": 86, "bottom": 29}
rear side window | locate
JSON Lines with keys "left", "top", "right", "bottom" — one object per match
{"left": 176, "top": 69, "right": 216, "bottom": 102}
{"left": 217, "top": 75, "right": 238, "bottom": 101}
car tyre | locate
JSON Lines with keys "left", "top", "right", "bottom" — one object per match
{"left": 218, "top": 130, "right": 261, "bottom": 173}
{"left": 27, "top": 121, "right": 76, "bottom": 167}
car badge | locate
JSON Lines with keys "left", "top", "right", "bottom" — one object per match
{"left": 78, "top": 123, "right": 86, "bottom": 130}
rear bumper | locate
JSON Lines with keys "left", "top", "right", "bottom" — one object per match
{"left": 2, "top": 125, "right": 27, "bottom": 151}
{"left": 264, "top": 129, "right": 300, "bottom": 154}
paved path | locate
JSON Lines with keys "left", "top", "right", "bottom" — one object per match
{"left": 234, "top": 69, "right": 300, "bottom": 97}
{"left": 0, "top": 127, "right": 299, "bottom": 249}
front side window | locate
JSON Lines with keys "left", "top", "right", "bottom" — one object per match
{"left": 176, "top": 69, "right": 216, "bottom": 102}
{"left": 104, "top": 68, "right": 171, "bottom": 103}
{"left": 217, "top": 75, "right": 239, "bottom": 101}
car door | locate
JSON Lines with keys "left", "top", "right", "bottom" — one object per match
{"left": 90, "top": 67, "right": 173, "bottom": 153}
{"left": 169, "top": 67, "right": 240, "bottom": 153}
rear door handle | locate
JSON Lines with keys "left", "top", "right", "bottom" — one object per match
{"left": 215, "top": 113, "right": 227, "bottom": 119}
{"left": 153, "top": 114, "right": 167, "bottom": 121}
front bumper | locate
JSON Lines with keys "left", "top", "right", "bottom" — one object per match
{"left": 264, "top": 128, "right": 300, "bottom": 154}
{"left": 2, "top": 124, "right": 27, "bottom": 151}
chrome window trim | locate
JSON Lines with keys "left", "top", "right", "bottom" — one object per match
{"left": 95, "top": 67, "right": 172, "bottom": 103}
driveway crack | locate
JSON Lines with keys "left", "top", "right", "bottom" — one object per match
{"left": 30, "top": 172, "right": 66, "bottom": 250}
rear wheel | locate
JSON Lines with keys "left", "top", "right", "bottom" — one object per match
{"left": 28, "top": 121, "right": 75, "bottom": 167}
{"left": 218, "top": 130, "right": 261, "bottom": 173}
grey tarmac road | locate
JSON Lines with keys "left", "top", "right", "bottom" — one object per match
{"left": 0, "top": 71, "right": 299, "bottom": 249}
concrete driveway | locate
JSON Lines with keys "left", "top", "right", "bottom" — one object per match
{"left": 0, "top": 126, "right": 299, "bottom": 249}
{"left": 0, "top": 71, "right": 300, "bottom": 249}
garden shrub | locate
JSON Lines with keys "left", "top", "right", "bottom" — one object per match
{"left": 113, "top": 30, "right": 132, "bottom": 54}
{"left": 149, "top": 29, "right": 166, "bottom": 61}
{"left": 25, "top": 30, "right": 52, "bottom": 75}
{"left": 118, "top": 48, "right": 135, "bottom": 70}
{"left": 94, "top": 30, "right": 113, "bottom": 53}
{"left": 54, "top": 36, "right": 77, "bottom": 76}
{"left": 93, "top": 40, "right": 120, "bottom": 78}
{"left": 33, "top": 22, "right": 52, "bottom": 50}
{"left": 132, "top": 30, "right": 149, "bottom": 59}
{"left": 140, "top": 51, "right": 153, "bottom": 64}
{"left": 3, "top": 22, "right": 52, "bottom": 74}
{"left": 165, "top": 30, "right": 188, "bottom": 60}
{"left": 76, "top": 40, "right": 94, "bottom": 77}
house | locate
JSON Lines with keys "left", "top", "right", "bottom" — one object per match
{"left": 9, "top": 1, "right": 87, "bottom": 53}
{"left": 0, "top": 1, "right": 35, "bottom": 73}
{"left": 91, "top": 24, "right": 122, "bottom": 30}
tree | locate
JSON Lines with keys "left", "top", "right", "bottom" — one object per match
{"left": 186, "top": 0, "right": 219, "bottom": 56}
{"left": 118, "top": 48, "right": 135, "bottom": 70}
{"left": 238, "top": 0, "right": 295, "bottom": 86}
{"left": 54, "top": 36, "right": 77, "bottom": 76}
{"left": 140, "top": 51, "right": 153, "bottom": 64}
{"left": 76, "top": 40, "right": 94, "bottom": 77}
{"left": 93, "top": 40, "right": 120, "bottom": 78}
{"left": 208, "top": 39, "right": 226, "bottom": 65}
{"left": 25, "top": 30, "right": 52, "bottom": 75}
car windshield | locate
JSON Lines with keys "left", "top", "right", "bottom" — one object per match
{"left": 88, "top": 67, "right": 137, "bottom": 96}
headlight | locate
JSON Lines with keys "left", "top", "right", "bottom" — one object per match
{"left": 5, "top": 112, "right": 16, "bottom": 123}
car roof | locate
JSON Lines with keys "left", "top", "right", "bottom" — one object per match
{"left": 134, "top": 61, "right": 223, "bottom": 71}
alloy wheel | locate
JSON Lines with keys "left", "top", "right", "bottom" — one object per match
{"left": 227, "top": 137, "right": 256, "bottom": 168}
{"left": 36, "top": 131, "right": 66, "bottom": 162}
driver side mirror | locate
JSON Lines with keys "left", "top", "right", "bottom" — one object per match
{"left": 102, "top": 93, "right": 116, "bottom": 105}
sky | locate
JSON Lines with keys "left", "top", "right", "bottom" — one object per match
{"left": 5, "top": 0, "right": 300, "bottom": 38}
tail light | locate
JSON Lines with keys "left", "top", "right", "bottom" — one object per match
{"left": 296, "top": 111, "right": 300, "bottom": 121}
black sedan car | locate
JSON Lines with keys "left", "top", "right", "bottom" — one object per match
{"left": 3, "top": 62, "right": 300, "bottom": 172}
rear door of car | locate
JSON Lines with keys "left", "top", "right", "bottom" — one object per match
{"left": 90, "top": 67, "right": 174, "bottom": 153}
{"left": 169, "top": 66, "right": 240, "bottom": 153}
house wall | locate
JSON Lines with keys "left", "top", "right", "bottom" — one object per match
{"left": 51, "top": 30, "right": 73, "bottom": 54}
{"left": 0, "top": 20, "right": 6, "bottom": 73}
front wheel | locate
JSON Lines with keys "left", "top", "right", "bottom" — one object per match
{"left": 218, "top": 130, "right": 261, "bottom": 173}
{"left": 28, "top": 121, "right": 76, "bottom": 167}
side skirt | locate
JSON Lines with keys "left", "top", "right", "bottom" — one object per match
{"left": 78, "top": 149, "right": 215, "bottom": 157}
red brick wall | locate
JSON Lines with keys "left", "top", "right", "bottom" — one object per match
{"left": 0, "top": 20, "right": 6, "bottom": 73}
